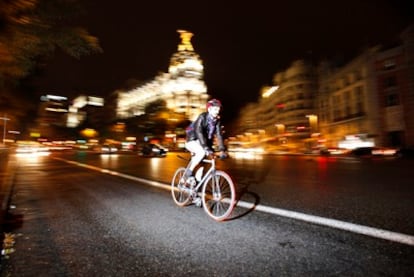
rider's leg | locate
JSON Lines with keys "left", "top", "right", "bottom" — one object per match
{"left": 184, "top": 140, "right": 205, "bottom": 176}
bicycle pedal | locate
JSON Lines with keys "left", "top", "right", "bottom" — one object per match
{"left": 192, "top": 197, "right": 202, "bottom": 207}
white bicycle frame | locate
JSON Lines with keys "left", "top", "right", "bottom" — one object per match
{"left": 187, "top": 157, "right": 216, "bottom": 194}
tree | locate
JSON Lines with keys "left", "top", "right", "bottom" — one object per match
{"left": 0, "top": 0, "right": 102, "bottom": 132}
{"left": 0, "top": 0, "right": 102, "bottom": 82}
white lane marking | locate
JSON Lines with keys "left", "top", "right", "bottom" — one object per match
{"left": 54, "top": 157, "right": 414, "bottom": 247}
{"left": 236, "top": 200, "right": 414, "bottom": 246}
{"left": 55, "top": 157, "right": 168, "bottom": 190}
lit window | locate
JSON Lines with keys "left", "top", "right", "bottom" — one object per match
{"left": 384, "top": 59, "right": 396, "bottom": 70}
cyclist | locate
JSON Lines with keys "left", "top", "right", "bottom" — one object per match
{"left": 185, "top": 98, "right": 227, "bottom": 184}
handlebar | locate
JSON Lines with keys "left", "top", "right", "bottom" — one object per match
{"left": 205, "top": 152, "right": 228, "bottom": 160}
{"left": 176, "top": 152, "right": 229, "bottom": 162}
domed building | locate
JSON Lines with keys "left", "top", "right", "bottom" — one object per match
{"left": 116, "top": 30, "right": 209, "bottom": 121}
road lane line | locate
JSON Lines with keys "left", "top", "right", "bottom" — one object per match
{"left": 54, "top": 157, "right": 414, "bottom": 247}
{"left": 236, "top": 200, "right": 414, "bottom": 246}
{"left": 54, "top": 158, "right": 168, "bottom": 190}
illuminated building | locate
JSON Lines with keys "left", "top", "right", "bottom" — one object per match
{"left": 319, "top": 24, "right": 414, "bottom": 148}
{"left": 116, "top": 30, "right": 208, "bottom": 121}
{"left": 271, "top": 60, "right": 317, "bottom": 137}
{"left": 374, "top": 25, "right": 414, "bottom": 147}
{"left": 232, "top": 24, "right": 414, "bottom": 149}
{"left": 35, "top": 94, "right": 69, "bottom": 138}
{"left": 317, "top": 48, "right": 380, "bottom": 147}
{"left": 234, "top": 60, "right": 317, "bottom": 143}
{"left": 66, "top": 95, "right": 104, "bottom": 128}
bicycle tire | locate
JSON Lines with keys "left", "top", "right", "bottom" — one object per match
{"left": 171, "top": 167, "right": 192, "bottom": 206}
{"left": 202, "top": 170, "right": 236, "bottom": 221}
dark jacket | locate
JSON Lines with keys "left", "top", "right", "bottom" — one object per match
{"left": 186, "top": 112, "right": 225, "bottom": 151}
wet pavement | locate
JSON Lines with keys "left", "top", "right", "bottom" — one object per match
{"left": 0, "top": 153, "right": 413, "bottom": 276}
{"left": 1, "top": 151, "right": 414, "bottom": 276}
{"left": 0, "top": 149, "right": 14, "bottom": 224}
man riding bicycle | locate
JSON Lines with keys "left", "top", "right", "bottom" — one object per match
{"left": 185, "top": 98, "right": 227, "bottom": 183}
{"left": 171, "top": 98, "right": 235, "bottom": 219}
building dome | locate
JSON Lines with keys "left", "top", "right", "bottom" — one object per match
{"left": 116, "top": 29, "right": 208, "bottom": 121}
{"left": 168, "top": 30, "right": 204, "bottom": 79}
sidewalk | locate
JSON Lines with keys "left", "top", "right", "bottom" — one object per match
{"left": 0, "top": 148, "right": 16, "bottom": 232}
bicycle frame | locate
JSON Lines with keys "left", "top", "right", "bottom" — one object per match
{"left": 189, "top": 157, "right": 216, "bottom": 194}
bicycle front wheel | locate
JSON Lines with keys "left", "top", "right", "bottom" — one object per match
{"left": 171, "top": 167, "right": 192, "bottom": 206}
{"left": 202, "top": 170, "right": 236, "bottom": 221}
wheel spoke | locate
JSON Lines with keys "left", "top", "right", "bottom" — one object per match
{"left": 171, "top": 167, "right": 192, "bottom": 206}
{"left": 202, "top": 171, "right": 236, "bottom": 221}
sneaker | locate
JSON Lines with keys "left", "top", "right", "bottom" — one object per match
{"left": 192, "top": 196, "right": 202, "bottom": 207}
{"left": 186, "top": 176, "right": 196, "bottom": 188}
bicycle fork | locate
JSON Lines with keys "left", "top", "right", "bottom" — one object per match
{"left": 210, "top": 170, "right": 222, "bottom": 201}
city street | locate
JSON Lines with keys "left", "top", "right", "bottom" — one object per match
{"left": 1, "top": 2, "right": 413, "bottom": 276}
{"left": 0, "top": 151, "right": 413, "bottom": 276}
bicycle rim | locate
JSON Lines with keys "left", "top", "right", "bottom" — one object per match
{"left": 171, "top": 167, "right": 192, "bottom": 206}
{"left": 202, "top": 170, "right": 236, "bottom": 221}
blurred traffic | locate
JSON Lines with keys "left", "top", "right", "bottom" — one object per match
{"left": 2, "top": 138, "right": 409, "bottom": 161}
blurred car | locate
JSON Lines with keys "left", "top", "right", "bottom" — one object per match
{"left": 320, "top": 147, "right": 350, "bottom": 155}
{"left": 350, "top": 147, "right": 398, "bottom": 157}
{"left": 15, "top": 141, "right": 50, "bottom": 155}
{"left": 100, "top": 144, "right": 118, "bottom": 154}
{"left": 140, "top": 143, "right": 168, "bottom": 157}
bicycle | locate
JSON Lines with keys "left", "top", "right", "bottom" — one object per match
{"left": 171, "top": 153, "right": 236, "bottom": 221}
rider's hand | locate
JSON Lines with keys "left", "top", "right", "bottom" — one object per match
{"left": 204, "top": 147, "right": 214, "bottom": 157}
{"left": 219, "top": 151, "right": 228, "bottom": 159}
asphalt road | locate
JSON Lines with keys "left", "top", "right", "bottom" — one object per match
{"left": 52, "top": 151, "right": 414, "bottom": 235}
{"left": 0, "top": 151, "right": 413, "bottom": 276}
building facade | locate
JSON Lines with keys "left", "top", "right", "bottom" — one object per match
{"left": 232, "top": 24, "right": 414, "bottom": 150}
{"left": 35, "top": 94, "right": 69, "bottom": 138}
{"left": 116, "top": 30, "right": 209, "bottom": 122}
{"left": 234, "top": 60, "right": 318, "bottom": 147}
{"left": 317, "top": 47, "right": 381, "bottom": 147}
{"left": 271, "top": 60, "right": 317, "bottom": 137}
{"left": 374, "top": 25, "right": 414, "bottom": 147}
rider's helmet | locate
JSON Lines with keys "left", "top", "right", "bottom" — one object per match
{"left": 206, "top": 98, "right": 222, "bottom": 110}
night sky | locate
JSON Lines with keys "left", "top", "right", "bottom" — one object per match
{"left": 32, "top": 0, "right": 413, "bottom": 125}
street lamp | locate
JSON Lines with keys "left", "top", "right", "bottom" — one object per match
{"left": 0, "top": 115, "right": 10, "bottom": 145}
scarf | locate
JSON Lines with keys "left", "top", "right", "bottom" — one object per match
{"left": 207, "top": 115, "right": 217, "bottom": 139}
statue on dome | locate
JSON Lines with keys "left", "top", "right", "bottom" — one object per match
{"left": 177, "top": 29, "right": 194, "bottom": 52}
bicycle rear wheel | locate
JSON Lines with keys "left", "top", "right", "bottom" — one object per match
{"left": 171, "top": 167, "right": 192, "bottom": 206}
{"left": 202, "top": 170, "right": 236, "bottom": 221}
